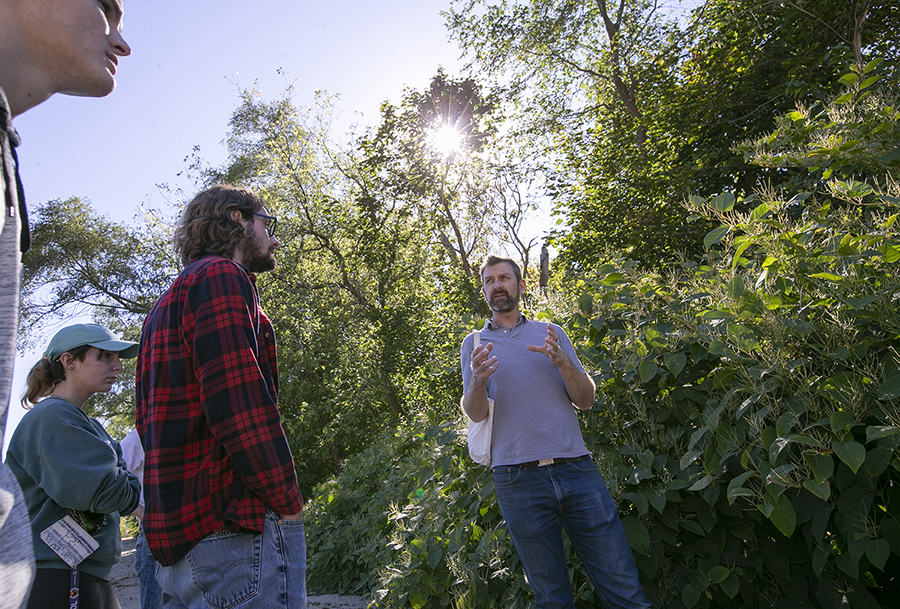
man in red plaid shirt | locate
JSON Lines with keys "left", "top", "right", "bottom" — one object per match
{"left": 136, "top": 185, "right": 305, "bottom": 608}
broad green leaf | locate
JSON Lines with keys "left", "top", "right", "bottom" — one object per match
{"left": 735, "top": 396, "right": 757, "bottom": 421}
{"left": 727, "top": 322, "right": 759, "bottom": 351}
{"left": 732, "top": 238, "right": 754, "bottom": 270}
{"left": 644, "top": 326, "right": 667, "bottom": 348}
{"left": 704, "top": 225, "right": 730, "bottom": 250}
{"left": 426, "top": 547, "right": 443, "bottom": 570}
{"left": 866, "top": 446, "right": 892, "bottom": 477}
{"left": 838, "top": 73, "right": 858, "bottom": 86}
{"left": 803, "top": 479, "right": 831, "bottom": 501}
{"left": 804, "top": 453, "right": 834, "bottom": 484}
{"left": 688, "top": 474, "right": 714, "bottom": 491}
{"left": 639, "top": 361, "right": 658, "bottom": 382}
{"left": 881, "top": 245, "right": 900, "bottom": 263}
{"left": 813, "top": 546, "right": 829, "bottom": 577}
{"left": 866, "top": 425, "right": 900, "bottom": 441}
{"left": 727, "top": 471, "right": 756, "bottom": 505}
{"left": 624, "top": 492, "right": 648, "bottom": 515}
{"left": 810, "top": 272, "right": 843, "bottom": 282}
{"left": 788, "top": 110, "right": 806, "bottom": 121}
{"left": 726, "top": 275, "right": 745, "bottom": 300}
{"left": 711, "top": 192, "right": 735, "bottom": 212}
{"left": 866, "top": 538, "right": 890, "bottom": 570}
{"left": 877, "top": 376, "right": 900, "bottom": 400}
{"left": 578, "top": 292, "right": 593, "bottom": 314}
{"left": 833, "top": 180, "right": 874, "bottom": 198}
{"left": 627, "top": 465, "right": 653, "bottom": 485}
{"left": 832, "top": 440, "right": 866, "bottom": 473}
{"left": 749, "top": 202, "right": 771, "bottom": 222}
{"left": 601, "top": 273, "right": 624, "bottom": 286}
{"left": 410, "top": 538, "right": 427, "bottom": 554}
{"left": 768, "top": 494, "right": 797, "bottom": 537}
{"left": 682, "top": 584, "right": 701, "bottom": 609}
{"left": 409, "top": 591, "right": 429, "bottom": 609}
{"left": 648, "top": 491, "right": 666, "bottom": 514}
{"left": 864, "top": 57, "right": 883, "bottom": 73}
{"left": 829, "top": 410, "right": 856, "bottom": 431}
{"left": 663, "top": 352, "right": 687, "bottom": 377}
{"left": 835, "top": 92, "right": 854, "bottom": 104}
{"left": 787, "top": 434, "right": 817, "bottom": 446}
{"left": 860, "top": 75, "right": 882, "bottom": 89}
{"left": 701, "top": 309, "right": 733, "bottom": 320}
{"left": 769, "top": 436, "right": 790, "bottom": 464}
{"left": 788, "top": 191, "right": 812, "bottom": 205}
{"left": 721, "top": 572, "right": 740, "bottom": 598}
{"left": 836, "top": 553, "right": 858, "bottom": 579}
{"left": 709, "top": 566, "right": 730, "bottom": 584}
{"left": 621, "top": 516, "right": 650, "bottom": 556}
{"left": 881, "top": 518, "right": 900, "bottom": 555}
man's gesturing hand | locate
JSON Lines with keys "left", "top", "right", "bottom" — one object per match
{"left": 471, "top": 341, "right": 499, "bottom": 384}
{"left": 526, "top": 324, "right": 571, "bottom": 368}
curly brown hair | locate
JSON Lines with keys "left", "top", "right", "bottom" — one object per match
{"left": 174, "top": 185, "right": 265, "bottom": 267}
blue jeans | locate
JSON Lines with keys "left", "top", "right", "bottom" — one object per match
{"left": 135, "top": 529, "right": 163, "bottom": 609}
{"left": 492, "top": 456, "right": 651, "bottom": 609}
{"left": 157, "top": 512, "right": 306, "bottom": 609}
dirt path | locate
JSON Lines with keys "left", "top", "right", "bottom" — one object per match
{"left": 111, "top": 537, "right": 369, "bottom": 608}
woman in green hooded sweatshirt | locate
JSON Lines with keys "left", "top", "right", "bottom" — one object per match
{"left": 7, "top": 323, "right": 142, "bottom": 609}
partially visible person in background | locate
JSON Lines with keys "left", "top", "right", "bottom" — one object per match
{"left": 0, "top": 2, "right": 133, "bottom": 606}
{"left": 121, "top": 428, "right": 163, "bottom": 609}
{"left": 7, "top": 323, "right": 141, "bottom": 609}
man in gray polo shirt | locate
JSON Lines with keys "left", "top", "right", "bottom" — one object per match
{"left": 461, "top": 255, "right": 650, "bottom": 609}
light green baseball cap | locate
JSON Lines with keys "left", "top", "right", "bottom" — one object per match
{"left": 44, "top": 323, "right": 139, "bottom": 362}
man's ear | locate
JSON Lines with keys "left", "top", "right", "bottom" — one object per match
{"left": 519, "top": 278, "right": 527, "bottom": 294}
{"left": 230, "top": 210, "right": 244, "bottom": 224}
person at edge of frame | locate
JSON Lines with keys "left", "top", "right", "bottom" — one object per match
{"left": 7, "top": 323, "right": 142, "bottom": 609}
{"left": 120, "top": 427, "right": 163, "bottom": 609}
{"left": 0, "top": 1, "right": 132, "bottom": 606}
{"left": 461, "top": 255, "right": 652, "bottom": 609}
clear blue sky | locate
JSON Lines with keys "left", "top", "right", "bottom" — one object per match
{"left": 5, "top": 0, "right": 464, "bottom": 449}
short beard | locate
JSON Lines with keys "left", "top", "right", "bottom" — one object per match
{"left": 238, "top": 233, "right": 277, "bottom": 273}
{"left": 489, "top": 290, "right": 519, "bottom": 313}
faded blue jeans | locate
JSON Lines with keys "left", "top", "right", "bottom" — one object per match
{"left": 492, "top": 456, "right": 651, "bottom": 609}
{"left": 157, "top": 511, "right": 306, "bottom": 609}
{"left": 135, "top": 529, "right": 163, "bottom": 609}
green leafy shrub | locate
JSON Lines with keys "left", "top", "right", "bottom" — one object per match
{"left": 304, "top": 422, "right": 528, "bottom": 607}
{"left": 304, "top": 61, "right": 900, "bottom": 608}
{"left": 563, "top": 66, "right": 900, "bottom": 607}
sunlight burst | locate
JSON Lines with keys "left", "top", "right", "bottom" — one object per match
{"left": 430, "top": 125, "right": 464, "bottom": 157}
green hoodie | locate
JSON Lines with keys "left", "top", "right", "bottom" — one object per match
{"left": 7, "top": 397, "right": 140, "bottom": 580}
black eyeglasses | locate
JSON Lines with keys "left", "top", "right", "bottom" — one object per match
{"left": 253, "top": 213, "right": 278, "bottom": 238}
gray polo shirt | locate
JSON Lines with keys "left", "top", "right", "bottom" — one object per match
{"left": 461, "top": 316, "right": 589, "bottom": 467}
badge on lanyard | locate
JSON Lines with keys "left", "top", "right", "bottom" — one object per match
{"left": 40, "top": 515, "right": 99, "bottom": 568}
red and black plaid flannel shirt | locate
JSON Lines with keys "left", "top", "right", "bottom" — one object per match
{"left": 135, "top": 256, "right": 303, "bottom": 566}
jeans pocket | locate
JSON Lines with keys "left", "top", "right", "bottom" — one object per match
{"left": 186, "top": 530, "right": 262, "bottom": 609}
{"left": 568, "top": 456, "right": 598, "bottom": 472}
{"left": 492, "top": 467, "right": 522, "bottom": 485}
